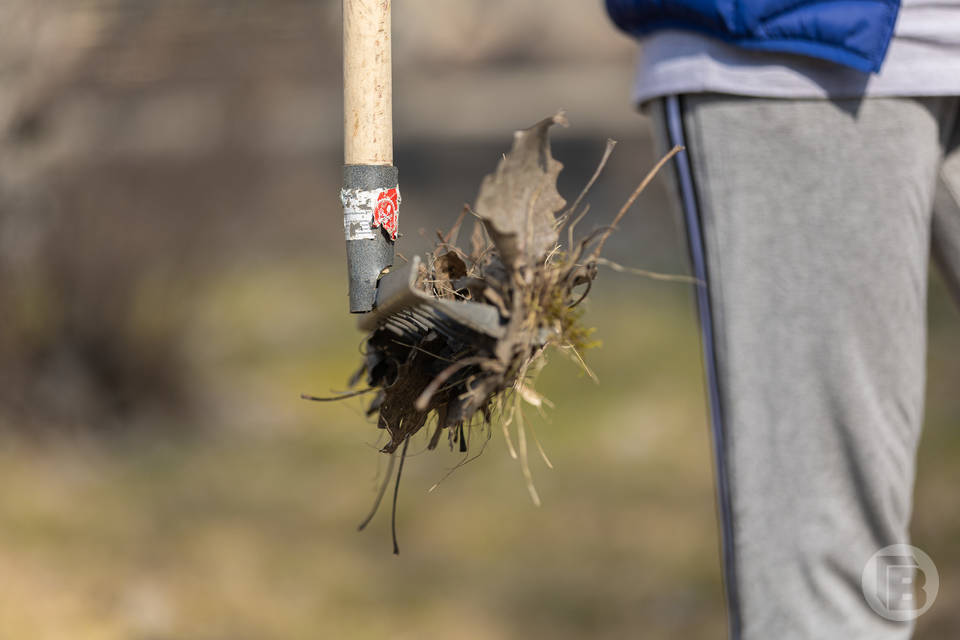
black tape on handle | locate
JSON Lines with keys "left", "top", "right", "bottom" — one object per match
{"left": 342, "top": 165, "right": 398, "bottom": 313}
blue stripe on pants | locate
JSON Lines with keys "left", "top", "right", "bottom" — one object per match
{"left": 664, "top": 95, "right": 742, "bottom": 640}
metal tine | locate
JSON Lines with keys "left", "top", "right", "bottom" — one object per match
{"left": 358, "top": 256, "right": 505, "bottom": 340}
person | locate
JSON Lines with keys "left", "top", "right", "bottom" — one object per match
{"left": 605, "top": 0, "right": 960, "bottom": 638}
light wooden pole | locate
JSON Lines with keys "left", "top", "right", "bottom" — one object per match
{"left": 343, "top": 0, "right": 392, "bottom": 166}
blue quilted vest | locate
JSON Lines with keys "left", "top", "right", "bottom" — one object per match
{"left": 606, "top": 0, "right": 901, "bottom": 72}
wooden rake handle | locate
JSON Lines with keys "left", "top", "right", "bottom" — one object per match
{"left": 342, "top": 0, "right": 396, "bottom": 313}
{"left": 343, "top": 0, "right": 392, "bottom": 166}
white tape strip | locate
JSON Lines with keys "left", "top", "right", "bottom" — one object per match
{"left": 341, "top": 186, "right": 400, "bottom": 241}
{"left": 341, "top": 188, "right": 378, "bottom": 241}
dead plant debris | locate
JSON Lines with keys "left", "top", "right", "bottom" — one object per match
{"left": 305, "top": 113, "right": 682, "bottom": 553}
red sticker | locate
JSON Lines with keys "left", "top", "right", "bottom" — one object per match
{"left": 372, "top": 187, "right": 400, "bottom": 240}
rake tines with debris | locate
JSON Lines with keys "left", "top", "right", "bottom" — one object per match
{"left": 306, "top": 110, "right": 680, "bottom": 553}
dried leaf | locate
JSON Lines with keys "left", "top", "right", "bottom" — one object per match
{"left": 429, "top": 250, "right": 467, "bottom": 299}
{"left": 435, "top": 250, "right": 467, "bottom": 282}
{"left": 474, "top": 112, "right": 568, "bottom": 267}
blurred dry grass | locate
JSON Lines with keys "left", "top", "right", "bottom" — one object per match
{"left": 0, "top": 1, "right": 957, "bottom": 638}
{"left": 0, "top": 267, "right": 729, "bottom": 640}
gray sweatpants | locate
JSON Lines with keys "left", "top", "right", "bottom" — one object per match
{"left": 648, "top": 95, "right": 960, "bottom": 639}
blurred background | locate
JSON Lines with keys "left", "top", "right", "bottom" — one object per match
{"left": 0, "top": 1, "right": 957, "bottom": 638}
